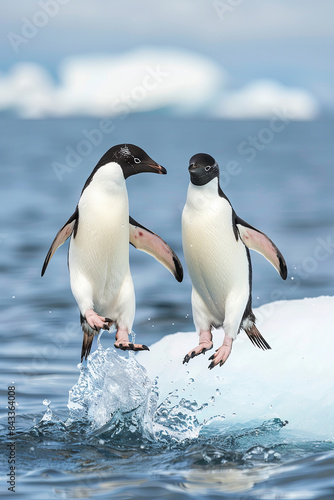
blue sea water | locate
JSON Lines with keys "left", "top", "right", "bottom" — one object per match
{"left": 0, "top": 115, "right": 334, "bottom": 499}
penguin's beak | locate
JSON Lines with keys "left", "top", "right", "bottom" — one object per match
{"left": 142, "top": 162, "right": 167, "bottom": 175}
{"left": 123, "top": 161, "right": 166, "bottom": 179}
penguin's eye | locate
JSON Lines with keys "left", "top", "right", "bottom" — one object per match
{"left": 134, "top": 158, "right": 141, "bottom": 164}
{"left": 205, "top": 166, "right": 211, "bottom": 171}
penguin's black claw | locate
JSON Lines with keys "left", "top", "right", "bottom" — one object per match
{"left": 183, "top": 343, "right": 213, "bottom": 364}
{"left": 117, "top": 343, "right": 128, "bottom": 351}
{"left": 130, "top": 344, "right": 150, "bottom": 351}
{"left": 183, "top": 350, "right": 197, "bottom": 364}
{"left": 183, "top": 354, "right": 190, "bottom": 364}
{"left": 115, "top": 342, "right": 150, "bottom": 352}
{"left": 208, "top": 361, "right": 215, "bottom": 370}
{"left": 208, "top": 349, "right": 218, "bottom": 362}
{"left": 130, "top": 343, "right": 150, "bottom": 352}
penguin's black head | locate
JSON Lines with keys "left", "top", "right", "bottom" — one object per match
{"left": 97, "top": 144, "right": 166, "bottom": 179}
{"left": 188, "top": 153, "right": 219, "bottom": 186}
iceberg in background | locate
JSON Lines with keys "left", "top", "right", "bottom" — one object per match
{"left": 0, "top": 47, "right": 319, "bottom": 120}
{"left": 0, "top": 48, "right": 224, "bottom": 118}
{"left": 213, "top": 79, "right": 319, "bottom": 120}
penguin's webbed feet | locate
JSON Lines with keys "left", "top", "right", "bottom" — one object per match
{"left": 208, "top": 335, "right": 233, "bottom": 369}
{"left": 114, "top": 329, "right": 150, "bottom": 352}
{"left": 183, "top": 342, "right": 213, "bottom": 364}
{"left": 114, "top": 340, "right": 150, "bottom": 352}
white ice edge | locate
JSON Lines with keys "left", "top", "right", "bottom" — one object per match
{"left": 137, "top": 296, "right": 334, "bottom": 440}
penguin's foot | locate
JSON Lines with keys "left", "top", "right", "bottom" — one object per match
{"left": 183, "top": 342, "right": 213, "bottom": 364}
{"left": 183, "top": 330, "right": 213, "bottom": 364}
{"left": 114, "top": 329, "right": 149, "bottom": 352}
{"left": 85, "top": 309, "right": 113, "bottom": 331}
{"left": 208, "top": 335, "right": 233, "bottom": 369}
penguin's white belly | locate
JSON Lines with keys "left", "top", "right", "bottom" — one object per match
{"left": 69, "top": 190, "right": 133, "bottom": 315}
{"left": 182, "top": 196, "right": 249, "bottom": 326}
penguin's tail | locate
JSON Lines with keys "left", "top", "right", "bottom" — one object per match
{"left": 243, "top": 322, "right": 271, "bottom": 350}
{"left": 80, "top": 314, "right": 97, "bottom": 362}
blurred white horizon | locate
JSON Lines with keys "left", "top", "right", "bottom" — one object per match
{"left": 0, "top": 47, "right": 320, "bottom": 120}
{"left": 2, "top": 1, "right": 333, "bottom": 120}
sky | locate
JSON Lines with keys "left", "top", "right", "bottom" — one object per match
{"left": 1, "top": 0, "right": 334, "bottom": 116}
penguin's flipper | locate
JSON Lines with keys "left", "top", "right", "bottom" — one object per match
{"left": 41, "top": 208, "right": 78, "bottom": 276}
{"left": 129, "top": 216, "right": 183, "bottom": 282}
{"left": 235, "top": 216, "right": 287, "bottom": 280}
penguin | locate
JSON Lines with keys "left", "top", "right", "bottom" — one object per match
{"left": 182, "top": 153, "right": 287, "bottom": 369}
{"left": 42, "top": 144, "right": 183, "bottom": 362}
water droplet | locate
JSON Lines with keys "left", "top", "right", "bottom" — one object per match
{"left": 99, "top": 439, "right": 105, "bottom": 445}
{"left": 43, "top": 399, "right": 51, "bottom": 406}
{"left": 291, "top": 276, "right": 295, "bottom": 280}
{"left": 12, "top": 295, "right": 15, "bottom": 299}
{"left": 171, "top": 322, "right": 174, "bottom": 326}
{"left": 148, "top": 317, "right": 151, "bottom": 321}
{"left": 209, "top": 396, "right": 215, "bottom": 404}
{"left": 215, "top": 389, "right": 221, "bottom": 396}
{"left": 188, "top": 378, "right": 194, "bottom": 384}
{"left": 30, "top": 447, "right": 34, "bottom": 451}
{"left": 49, "top": 311, "right": 52, "bottom": 314}
{"left": 232, "top": 412, "right": 236, "bottom": 417}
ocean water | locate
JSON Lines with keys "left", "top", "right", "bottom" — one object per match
{"left": 0, "top": 115, "right": 333, "bottom": 499}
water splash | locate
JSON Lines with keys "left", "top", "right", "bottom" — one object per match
{"left": 54, "top": 344, "right": 225, "bottom": 444}
{"left": 66, "top": 344, "right": 153, "bottom": 440}
{"left": 37, "top": 345, "right": 289, "bottom": 454}
{"left": 41, "top": 399, "right": 52, "bottom": 422}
